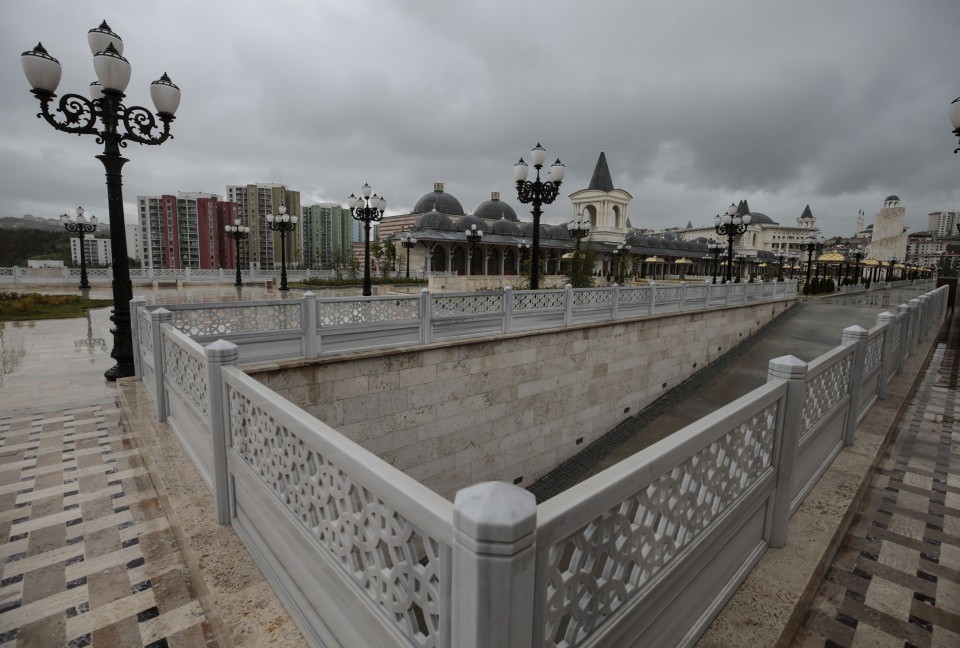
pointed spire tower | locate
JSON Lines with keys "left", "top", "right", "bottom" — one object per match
{"left": 569, "top": 151, "right": 634, "bottom": 244}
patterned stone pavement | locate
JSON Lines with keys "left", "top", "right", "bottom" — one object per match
{"left": 0, "top": 398, "right": 215, "bottom": 647}
{"left": 794, "top": 320, "right": 960, "bottom": 645}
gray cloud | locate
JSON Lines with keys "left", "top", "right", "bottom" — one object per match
{"left": 2, "top": 0, "right": 959, "bottom": 239}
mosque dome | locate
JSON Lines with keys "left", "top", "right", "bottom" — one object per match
{"left": 491, "top": 217, "right": 520, "bottom": 236}
{"left": 884, "top": 195, "right": 901, "bottom": 203}
{"left": 413, "top": 208, "right": 455, "bottom": 230}
{"left": 413, "top": 182, "right": 465, "bottom": 215}
{"left": 474, "top": 192, "right": 519, "bottom": 222}
{"left": 746, "top": 212, "right": 777, "bottom": 225}
{"left": 456, "top": 213, "right": 487, "bottom": 232}
{"left": 518, "top": 221, "right": 551, "bottom": 239}
{"left": 547, "top": 224, "right": 570, "bottom": 239}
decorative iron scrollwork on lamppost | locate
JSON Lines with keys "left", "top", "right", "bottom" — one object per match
{"left": 21, "top": 21, "right": 181, "bottom": 380}
{"left": 347, "top": 184, "right": 386, "bottom": 297}
{"left": 514, "top": 144, "right": 565, "bottom": 290}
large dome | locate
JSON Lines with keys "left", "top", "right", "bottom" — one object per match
{"left": 413, "top": 182, "right": 465, "bottom": 215}
{"left": 747, "top": 212, "right": 777, "bottom": 225}
{"left": 474, "top": 192, "right": 518, "bottom": 222}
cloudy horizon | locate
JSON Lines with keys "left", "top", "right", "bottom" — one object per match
{"left": 2, "top": 0, "right": 959, "bottom": 239}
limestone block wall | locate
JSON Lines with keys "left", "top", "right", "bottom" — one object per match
{"left": 248, "top": 300, "right": 794, "bottom": 501}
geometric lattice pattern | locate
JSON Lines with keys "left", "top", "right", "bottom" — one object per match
{"left": 137, "top": 308, "right": 153, "bottom": 354}
{"left": 170, "top": 303, "right": 302, "bottom": 337}
{"left": 514, "top": 290, "right": 565, "bottom": 311}
{"left": 432, "top": 293, "right": 503, "bottom": 317}
{"left": 618, "top": 286, "right": 651, "bottom": 306}
{"left": 161, "top": 332, "right": 209, "bottom": 418}
{"left": 226, "top": 385, "right": 445, "bottom": 648}
{"left": 542, "top": 400, "right": 779, "bottom": 647}
{"left": 864, "top": 331, "right": 885, "bottom": 375}
{"left": 656, "top": 286, "right": 683, "bottom": 303}
{"left": 572, "top": 289, "right": 612, "bottom": 307}
{"left": 318, "top": 297, "right": 420, "bottom": 327}
{"left": 801, "top": 353, "right": 853, "bottom": 438}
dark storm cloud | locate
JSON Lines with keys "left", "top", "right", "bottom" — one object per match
{"left": 1, "top": 0, "right": 959, "bottom": 236}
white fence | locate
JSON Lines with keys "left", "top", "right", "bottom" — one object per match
{"left": 130, "top": 282, "right": 946, "bottom": 647}
{"left": 132, "top": 280, "right": 798, "bottom": 364}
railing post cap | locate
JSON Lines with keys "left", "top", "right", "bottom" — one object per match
{"left": 504, "top": 284, "right": 512, "bottom": 291}
{"left": 205, "top": 338, "right": 240, "bottom": 358}
{"left": 152, "top": 307, "right": 172, "bottom": 318}
{"left": 303, "top": 291, "right": 315, "bottom": 298}
{"left": 453, "top": 482, "right": 536, "bottom": 541}
{"left": 769, "top": 354, "right": 807, "bottom": 377}
{"left": 421, "top": 287, "right": 430, "bottom": 294}
{"left": 842, "top": 324, "right": 868, "bottom": 338}
{"left": 877, "top": 310, "right": 896, "bottom": 320}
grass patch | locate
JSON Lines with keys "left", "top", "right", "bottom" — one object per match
{"left": 0, "top": 292, "right": 114, "bottom": 321}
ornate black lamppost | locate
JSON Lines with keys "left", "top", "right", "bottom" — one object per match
{"left": 347, "top": 183, "right": 386, "bottom": 297}
{"left": 707, "top": 239, "right": 724, "bottom": 284}
{"left": 950, "top": 96, "right": 960, "bottom": 153}
{"left": 266, "top": 206, "right": 297, "bottom": 291}
{"left": 799, "top": 234, "right": 824, "bottom": 287}
{"left": 713, "top": 203, "right": 751, "bottom": 283}
{"left": 21, "top": 22, "right": 181, "bottom": 380}
{"left": 61, "top": 206, "right": 98, "bottom": 290}
{"left": 612, "top": 243, "right": 631, "bottom": 282}
{"left": 224, "top": 219, "right": 250, "bottom": 287}
{"left": 400, "top": 232, "right": 417, "bottom": 279}
{"left": 514, "top": 143, "right": 565, "bottom": 290}
{"left": 567, "top": 210, "right": 592, "bottom": 279}
{"left": 517, "top": 240, "right": 530, "bottom": 276}
{"left": 465, "top": 223, "right": 483, "bottom": 275}
{"left": 850, "top": 246, "right": 864, "bottom": 285}
{"left": 775, "top": 254, "right": 785, "bottom": 281}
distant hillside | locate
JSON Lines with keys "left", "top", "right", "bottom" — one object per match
{"left": 0, "top": 215, "right": 114, "bottom": 267}
{"left": 0, "top": 228, "right": 72, "bottom": 266}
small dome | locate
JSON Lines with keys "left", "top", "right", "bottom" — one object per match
{"left": 491, "top": 217, "right": 520, "bottom": 236}
{"left": 547, "top": 224, "right": 569, "bottom": 239}
{"left": 413, "top": 182, "right": 465, "bottom": 215}
{"left": 747, "top": 212, "right": 777, "bottom": 225}
{"left": 518, "top": 221, "right": 551, "bottom": 239}
{"left": 474, "top": 192, "right": 519, "bottom": 222}
{"left": 456, "top": 214, "right": 487, "bottom": 232}
{"left": 884, "top": 195, "right": 901, "bottom": 203}
{"left": 625, "top": 232, "right": 646, "bottom": 246}
{"left": 414, "top": 208, "right": 455, "bottom": 230}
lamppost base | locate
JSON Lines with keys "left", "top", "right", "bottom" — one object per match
{"left": 104, "top": 362, "right": 135, "bottom": 382}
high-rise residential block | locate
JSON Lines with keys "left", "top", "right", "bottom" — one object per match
{"left": 226, "top": 184, "right": 301, "bottom": 270}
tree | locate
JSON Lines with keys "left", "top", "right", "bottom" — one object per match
{"left": 565, "top": 242, "right": 597, "bottom": 288}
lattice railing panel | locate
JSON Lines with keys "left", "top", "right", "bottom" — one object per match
{"left": 618, "top": 287, "right": 650, "bottom": 306}
{"left": 162, "top": 332, "right": 208, "bottom": 418}
{"left": 432, "top": 293, "right": 503, "bottom": 317}
{"left": 541, "top": 400, "right": 779, "bottom": 647}
{"left": 514, "top": 290, "right": 565, "bottom": 311}
{"left": 801, "top": 353, "right": 852, "bottom": 436}
{"left": 171, "top": 303, "right": 302, "bottom": 336}
{"left": 655, "top": 286, "right": 683, "bottom": 302}
{"left": 573, "top": 289, "right": 612, "bottom": 307}
{"left": 865, "top": 332, "right": 885, "bottom": 374}
{"left": 319, "top": 298, "right": 420, "bottom": 327}
{"left": 138, "top": 308, "right": 154, "bottom": 354}
{"left": 227, "top": 386, "right": 445, "bottom": 648}
{"left": 685, "top": 285, "right": 707, "bottom": 300}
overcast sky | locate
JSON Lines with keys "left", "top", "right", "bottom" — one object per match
{"left": 2, "top": 0, "right": 959, "bottom": 238}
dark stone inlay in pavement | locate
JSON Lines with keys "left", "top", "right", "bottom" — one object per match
{"left": 137, "top": 605, "right": 160, "bottom": 622}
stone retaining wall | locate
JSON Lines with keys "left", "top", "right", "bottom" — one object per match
{"left": 248, "top": 300, "right": 795, "bottom": 499}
